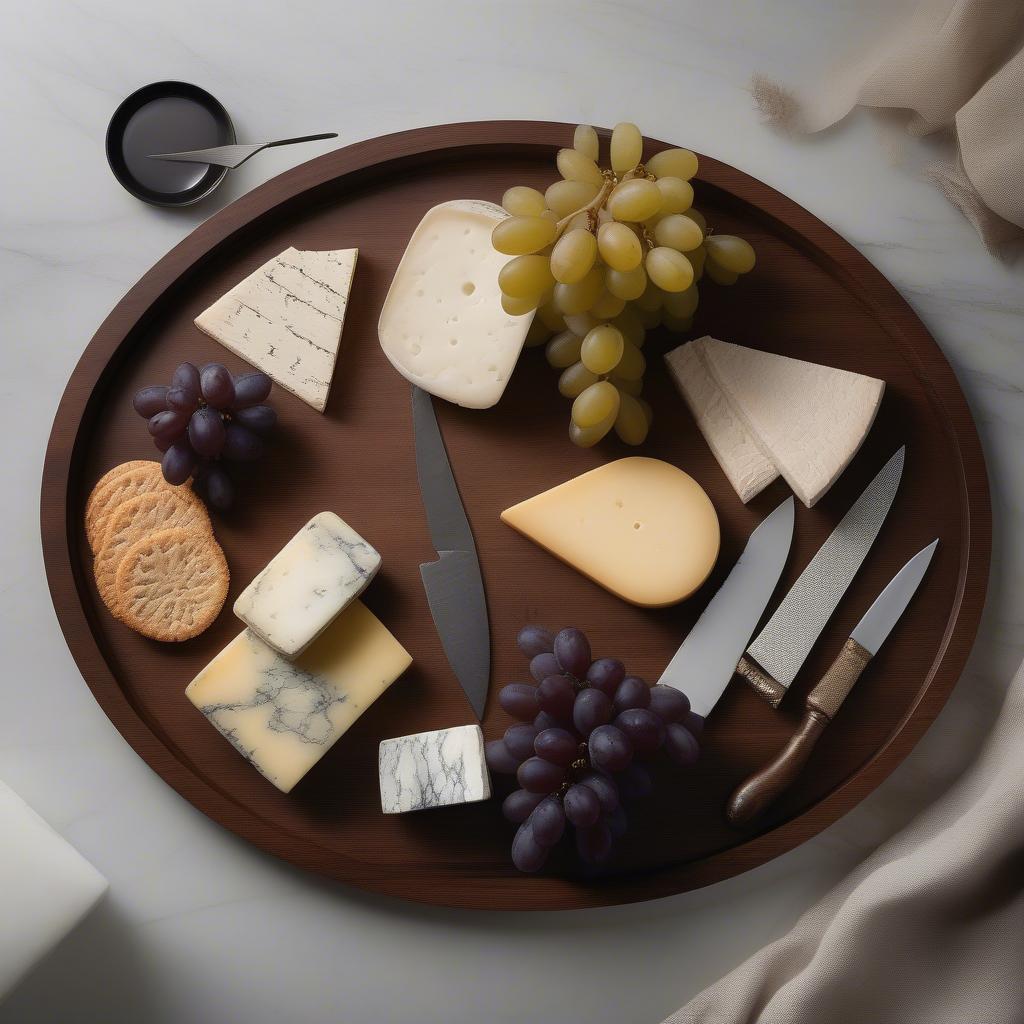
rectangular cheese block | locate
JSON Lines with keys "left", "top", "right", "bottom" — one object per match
{"left": 186, "top": 601, "right": 411, "bottom": 793}
{"left": 234, "top": 512, "right": 381, "bottom": 658}
{"left": 195, "top": 246, "right": 357, "bottom": 413}
{"left": 377, "top": 199, "right": 534, "bottom": 409}
{"left": 378, "top": 724, "right": 491, "bottom": 813}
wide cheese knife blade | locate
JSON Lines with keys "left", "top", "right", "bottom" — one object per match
{"left": 412, "top": 386, "right": 490, "bottom": 720}
{"left": 727, "top": 539, "right": 937, "bottom": 824}
{"left": 658, "top": 496, "right": 795, "bottom": 723}
{"left": 738, "top": 446, "right": 905, "bottom": 708}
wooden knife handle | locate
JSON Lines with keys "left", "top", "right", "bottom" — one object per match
{"left": 726, "top": 708, "right": 830, "bottom": 825}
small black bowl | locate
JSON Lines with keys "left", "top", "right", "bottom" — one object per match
{"left": 106, "top": 82, "right": 235, "bottom": 207}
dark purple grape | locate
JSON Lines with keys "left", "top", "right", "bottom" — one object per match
{"left": 577, "top": 770, "right": 620, "bottom": 814}
{"left": 573, "top": 687, "right": 612, "bottom": 737}
{"left": 148, "top": 409, "right": 189, "bottom": 443}
{"left": 617, "top": 763, "right": 653, "bottom": 801}
{"left": 172, "top": 361, "right": 201, "bottom": 393}
{"left": 517, "top": 756, "right": 566, "bottom": 794}
{"left": 512, "top": 823, "right": 548, "bottom": 872}
{"left": 588, "top": 724, "right": 633, "bottom": 772}
{"left": 516, "top": 625, "right": 554, "bottom": 660}
{"left": 563, "top": 784, "right": 601, "bottom": 827}
{"left": 231, "top": 371, "right": 272, "bottom": 409}
{"left": 553, "top": 627, "right": 591, "bottom": 678}
{"left": 232, "top": 404, "right": 277, "bottom": 436}
{"left": 606, "top": 806, "right": 628, "bottom": 840}
{"left": 529, "top": 798, "right": 566, "bottom": 846}
{"left": 534, "top": 727, "right": 579, "bottom": 767}
{"left": 533, "top": 710, "right": 560, "bottom": 732}
{"left": 664, "top": 722, "right": 700, "bottom": 767}
{"left": 222, "top": 423, "right": 264, "bottom": 462}
{"left": 530, "top": 652, "right": 560, "bottom": 683}
{"left": 161, "top": 442, "right": 196, "bottom": 485}
{"left": 498, "top": 682, "right": 539, "bottom": 721}
{"left": 503, "top": 723, "right": 539, "bottom": 762}
{"left": 485, "top": 739, "right": 521, "bottom": 775}
{"left": 189, "top": 407, "right": 226, "bottom": 457}
{"left": 153, "top": 433, "right": 176, "bottom": 453}
{"left": 200, "top": 363, "right": 235, "bottom": 409}
{"left": 576, "top": 821, "right": 612, "bottom": 864}
{"left": 613, "top": 675, "right": 650, "bottom": 714}
{"left": 133, "top": 385, "right": 169, "bottom": 418}
{"left": 649, "top": 684, "right": 691, "bottom": 723}
{"left": 202, "top": 464, "right": 235, "bottom": 510}
{"left": 536, "top": 674, "right": 575, "bottom": 722}
{"left": 166, "top": 386, "right": 199, "bottom": 413}
{"left": 683, "top": 711, "right": 705, "bottom": 737}
{"left": 585, "top": 657, "right": 625, "bottom": 696}
{"left": 615, "top": 708, "right": 665, "bottom": 756}
{"left": 502, "top": 789, "right": 544, "bottom": 824}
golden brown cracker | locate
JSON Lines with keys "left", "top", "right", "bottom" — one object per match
{"left": 85, "top": 463, "right": 179, "bottom": 552}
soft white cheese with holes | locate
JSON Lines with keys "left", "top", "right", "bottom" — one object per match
{"left": 377, "top": 200, "right": 535, "bottom": 408}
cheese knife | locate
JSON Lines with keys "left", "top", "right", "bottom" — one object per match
{"left": 148, "top": 133, "right": 339, "bottom": 169}
{"left": 726, "top": 539, "right": 938, "bottom": 825}
{"left": 411, "top": 386, "right": 491, "bottom": 720}
{"left": 737, "top": 446, "right": 906, "bottom": 708}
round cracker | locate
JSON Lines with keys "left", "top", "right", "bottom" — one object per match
{"left": 115, "top": 528, "right": 229, "bottom": 642}
{"left": 85, "top": 464, "right": 185, "bottom": 553}
{"left": 94, "top": 490, "right": 213, "bottom": 619}
{"left": 84, "top": 461, "right": 160, "bottom": 550}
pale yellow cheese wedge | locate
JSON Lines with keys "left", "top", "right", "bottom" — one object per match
{"left": 501, "top": 458, "right": 720, "bottom": 607}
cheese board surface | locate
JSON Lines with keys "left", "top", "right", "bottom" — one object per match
{"left": 41, "top": 122, "right": 989, "bottom": 910}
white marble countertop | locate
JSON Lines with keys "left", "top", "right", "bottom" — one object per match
{"left": 1, "top": 1, "right": 1021, "bottom": 1021}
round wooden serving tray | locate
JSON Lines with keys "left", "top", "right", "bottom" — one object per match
{"left": 41, "top": 122, "right": 989, "bottom": 910}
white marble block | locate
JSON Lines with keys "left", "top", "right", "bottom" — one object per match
{"left": 378, "top": 724, "right": 492, "bottom": 814}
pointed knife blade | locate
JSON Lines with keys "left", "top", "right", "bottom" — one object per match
{"left": 658, "top": 497, "right": 795, "bottom": 719}
{"left": 411, "top": 386, "right": 490, "bottom": 719}
{"left": 742, "top": 446, "right": 905, "bottom": 705}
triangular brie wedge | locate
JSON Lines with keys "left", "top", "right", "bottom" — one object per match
{"left": 700, "top": 337, "right": 884, "bottom": 508}
{"left": 501, "top": 458, "right": 720, "bottom": 608}
{"left": 195, "top": 246, "right": 357, "bottom": 413}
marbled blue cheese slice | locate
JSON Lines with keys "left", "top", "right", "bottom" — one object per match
{"left": 186, "top": 601, "right": 411, "bottom": 794}
{"left": 234, "top": 512, "right": 381, "bottom": 658}
{"left": 194, "top": 246, "right": 357, "bottom": 413}
{"left": 378, "top": 724, "right": 491, "bottom": 814}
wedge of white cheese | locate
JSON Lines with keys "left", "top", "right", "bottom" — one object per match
{"left": 377, "top": 200, "right": 535, "bottom": 409}
{"left": 195, "top": 246, "right": 357, "bottom": 413}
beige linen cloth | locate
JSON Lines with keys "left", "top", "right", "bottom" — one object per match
{"left": 664, "top": 654, "right": 1024, "bottom": 1024}
{"left": 751, "top": 0, "right": 1024, "bottom": 252}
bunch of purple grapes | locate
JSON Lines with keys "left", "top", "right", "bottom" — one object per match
{"left": 486, "top": 625, "right": 703, "bottom": 873}
{"left": 133, "top": 362, "right": 276, "bottom": 510}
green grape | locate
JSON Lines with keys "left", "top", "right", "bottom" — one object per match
{"left": 633, "top": 281, "right": 664, "bottom": 312}
{"left": 573, "top": 124, "right": 599, "bottom": 163}
{"left": 705, "top": 235, "right": 756, "bottom": 274}
{"left": 545, "top": 179, "right": 600, "bottom": 217}
{"left": 614, "top": 392, "right": 649, "bottom": 445}
{"left": 540, "top": 209, "right": 559, "bottom": 223}
{"left": 689, "top": 243, "right": 707, "bottom": 281}
{"left": 610, "top": 122, "right": 643, "bottom": 174}
{"left": 607, "top": 178, "right": 662, "bottom": 222}
{"left": 611, "top": 306, "right": 645, "bottom": 347}
{"left": 499, "top": 254, "right": 554, "bottom": 299}
{"left": 563, "top": 311, "right": 598, "bottom": 337}
{"left": 502, "top": 186, "right": 546, "bottom": 217}
{"left": 502, "top": 292, "right": 541, "bottom": 316}
{"left": 663, "top": 313, "right": 694, "bottom": 333}
{"left": 605, "top": 263, "right": 647, "bottom": 300}
{"left": 550, "top": 228, "right": 598, "bottom": 284}
{"left": 590, "top": 289, "right": 626, "bottom": 319}
{"left": 553, "top": 265, "right": 605, "bottom": 314}
{"left": 648, "top": 148, "right": 698, "bottom": 181}
{"left": 654, "top": 213, "right": 703, "bottom": 252}
{"left": 615, "top": 342, "right": 646, "bottom": 381}
{"left": 492, "top": 216, "right": 558, "bottom": 256}
{"left": 563, "top": 211, "right": 591, "bottom": 232}
{"left": 580, "top": 324, "right": 625, "bottom": 375}
{"left": 545, "top": 330, "right": 583, "bottom": 368}
{"left": 683, "top": 208, "right": 707, "bottom": 233}
{"left": 572, "top": 380, "right": 620, "bottom": 428}
{"left": 524, "top": 316, "right": 553, "bottom": 347}
{"left": 663, "top": 285, "right": 699, "bottom": 319}
{"left": 558, "top": 361, "right": 599, "bottom": 398}
{"left": 597, "top": 221, "right": 643, "bottom": 272}
{"left": 705, "top": 259, "right": 739, "bottom": 285}
{"left": 645, "top": 246, "right": 694, "bottom": 292}
{"left": 556, "top": 148, "right": 604, "bottom": 186}
{"left": 570, "top": 409, "right": 616, "bottom": 448}
{"left": 537, "top": 300, "right": 566, "bottom": 332}
{"left": 609, "top": 374, "right": 642, "bottom": 397}
{"left": 638, "top": 398, "right": 653, "bottom": 425}
{"left": 655, "top": 176, "right": 694, "bottom": 215}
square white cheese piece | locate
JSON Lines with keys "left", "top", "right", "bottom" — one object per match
{"left": 195, "top": 246, "right": 357, "bottom": 413}
{"left": 377, "top": 199, "right": 535, "bottom": 409}
{"left": 187, "top": 601, "right": 411, "bottom": 794}
{"left": 378, "top": 724, "right": 491, "bottom": 814}
{"left": 234, "top": 511, "right": 381, "bottom": 658}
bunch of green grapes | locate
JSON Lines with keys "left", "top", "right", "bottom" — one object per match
{"left": 494, "top": 123, "right": 756, "bottom": 447}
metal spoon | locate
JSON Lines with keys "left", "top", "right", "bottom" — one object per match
{"left": 148, "top": 132, "right": 338, "bottom": 169}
